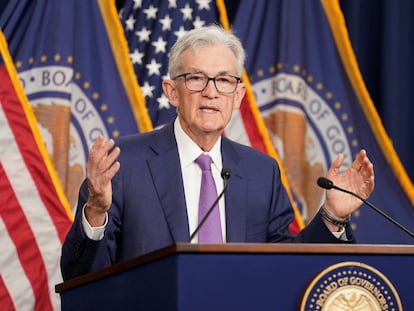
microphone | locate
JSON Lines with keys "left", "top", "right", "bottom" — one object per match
{"left": 188, "top": 168, "right": 231, "bottom": 243}
{"left": 317, "top": 177, "right": 414, "bottom": 238}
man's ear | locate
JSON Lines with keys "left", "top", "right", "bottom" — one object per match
{"left": 162, "top": 80, "right": 179, "bottom": 107}
{"left": 233, "top": 83, "right": 246, "bottom": 109}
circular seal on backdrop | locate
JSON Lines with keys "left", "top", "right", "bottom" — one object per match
{"left": 252, "top": 72, "right": 356, "bottom": 222}
{"left": 18, "top": 65, "right": 108, "bottom": 212}
{"left": 299, "top": 261, "right": 402, "bottom": 311}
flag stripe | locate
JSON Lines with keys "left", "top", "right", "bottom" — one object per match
{"left": 0, "top": 216, "right": 35, "bottom": 311}
{"left": 238, "top": 96, "right": 267, "bottom": 152}
{"left": 322, "top": 0, "right": 414, "bottom": 205}
{"left": 0, "top": 275, "right": 15, "bottom": 311}
{"left": 0, "top": 63, "right": 68, "bottom": 251}
{"left": 0, "top": 29, "right": 69, "bottom": 310}
{"left": 0, "top": 30, "right": 73, "bottom": 228}
{"left": 0, "top": 176, "right": 50, "bottom": 311}
{"left": 225, "top": 110, "right": 251, "bottom": 146}
{"left": 0, "top": 110, "right": 57, "bottom": 310}
{"left": 1, "top": 0, "right": 153, "bottom": 308}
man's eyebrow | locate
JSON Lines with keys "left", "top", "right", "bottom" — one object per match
{"left": 187, "top": 69, "right": 235, "bottom": 76}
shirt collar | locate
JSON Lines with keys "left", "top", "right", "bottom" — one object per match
{"left": 174, "top": 118, "right": 222, "bottom": 169}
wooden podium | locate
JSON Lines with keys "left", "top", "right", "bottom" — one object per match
{"left": 55, "top": 244, "right": 414, "bottom": 310}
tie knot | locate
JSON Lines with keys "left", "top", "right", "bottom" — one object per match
{"left": 195, "top": 154, "right": 212, "bottom": 171}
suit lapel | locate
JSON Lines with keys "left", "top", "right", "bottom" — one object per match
{"left": 146, "top": 126, "right": 248, "bottom": 243}
{"left": 222, "top": 138, "right": 248, "bottom": 242}
{"left": 147, "top": 124, "right": 190, "bottom": 242}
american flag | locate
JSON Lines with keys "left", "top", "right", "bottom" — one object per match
{"left": 119, "top": 0, "right": 221, "bottom": 127}
{"left": 0, "top": 1, "right": 152, "bottom": 309}
{"left": 0, "top": 30, "right": 72, "bottom": 310}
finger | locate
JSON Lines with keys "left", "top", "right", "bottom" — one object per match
{"left": 107, "top": 160, "right": 121, "bottom": 179}
{"left": 350, "top": 149, "right": 366, "bottom": 171}
{"left": 103, "top": 147, "right": 121, "bottom": 178}
{"left": 327, "top": 153, "right": 344, "bottom": 175}
{"left": 89, "top": 135, "right": 107, "bottom": 163}
{"left": 107, "top": 146, "right": 120, "bottom": 167}
{"left": 92, "top": 136, "right": 115, "bottom": 156}
{"left": 87, "top": 137, "right": 117, "bottom": 184}
{"left": 355, "top": 151, "right": 375, "bottom": 190}
{"left": 90, "top": 138, "right": 116, "bottom": 170}
{"left": 358, "top": 152, "right": 375, "bottom": 178}
{"left": 96, "top": 138, "right": 116, "bottom": 163}
{"left": 95, "top": 145, "right": 117, "bottom": 173}
{"left": 361, "top": 160, "right": 375, "bottom": 180}
{"left": 103, "top": 138, "right": 116, "bottom": 153}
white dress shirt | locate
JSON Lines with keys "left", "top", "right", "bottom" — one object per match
{"left": 174, "top": 118, "right": 226, "bottom": 243}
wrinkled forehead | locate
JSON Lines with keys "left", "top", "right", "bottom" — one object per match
{"left": 179, "top": 44, "right": 238, "bottom": 74}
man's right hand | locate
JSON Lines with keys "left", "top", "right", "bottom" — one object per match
{"left": 84, "top": 135, "right": 120, "bottom": 227}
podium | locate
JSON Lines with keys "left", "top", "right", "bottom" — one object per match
{"left": 56, "top": 243, "right": 414, "bottom": 310}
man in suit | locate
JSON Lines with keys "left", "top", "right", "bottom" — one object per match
{"left": 61, "top": 25, "right": 374, "bottom": 281}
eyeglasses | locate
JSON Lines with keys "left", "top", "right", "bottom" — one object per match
{"left": 173, "top": 72, "right": 241, "bottom": 94}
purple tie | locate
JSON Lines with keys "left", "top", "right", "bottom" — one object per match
{"left": 195, "top": 154, "right": 223, "bottom": 243}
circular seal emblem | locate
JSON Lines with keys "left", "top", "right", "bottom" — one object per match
{"left": 299, "top": 261, "right": 403, "bottom": 310}
{"left": 18, "top": 64, "right": 109, "bottom": 212}
{"left": 252, "top": 71, "right": 355, "bottom": 222}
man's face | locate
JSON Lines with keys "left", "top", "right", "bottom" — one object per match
{"left": 163, "top": 44, "right": 245, "bottom": 144}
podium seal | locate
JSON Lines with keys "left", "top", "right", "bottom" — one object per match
{"left": 299, "top": 261, "right": 402, "bottom": 310}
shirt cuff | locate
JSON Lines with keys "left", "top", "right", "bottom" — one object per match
{"left": 81, "top": 204, "right": 108, "bottom": 241}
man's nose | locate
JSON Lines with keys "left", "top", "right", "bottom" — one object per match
{"left": 201, "top": 78, "right": 219, "bottom": 95}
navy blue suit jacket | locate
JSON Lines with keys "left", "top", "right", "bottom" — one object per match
{"left": 61, "top": 122, "right": 353, "bottom": 280}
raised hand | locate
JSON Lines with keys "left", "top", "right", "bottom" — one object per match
{"left": 323, "top": 149, "right": 375, "bottom": 224}
{"left": 84, "top": 135, "right": 120, "bottom": 227}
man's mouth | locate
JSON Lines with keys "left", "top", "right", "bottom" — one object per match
{"left": 200, "top": 107, "right": 218, "bottom": 112}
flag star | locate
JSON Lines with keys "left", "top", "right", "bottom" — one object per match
{"left": 181, "top": 4, "right": 193, "bottom": 21}
{"left": 196, "top": 0, "right": 211, "bottom": 10}
{"left": 157, "top": 94, "right": 171, "bottom": 110}
{"left": 174, "top": 26, "right": 187, "bottom": 40}
{"left": 133, "top": 0, "right": 142, "bottom": 9}
{"left": 152, "top": 37, "right": 167, "bottom": 54}
{"left": 159, "top": 14, "right": 172, "bottom": 31}
{"left": 168, "top": 0, "right": 177, "bottom": 9}
{"left": 125, "top": 15, "right": 136, "bottom": 31}
{"left": 130, "top": 48, "right": 144, "bottom": 64}
{"left": 140, "top": 81, "right": 156, "bottom": 98}
{"left": 120, "top": 0, "right": 219, "bottom": 128}
{"left": 193, "top": 16, "right": 206, "bottom": 29}
{"left": 144, "top": 5, "right": 158, "bottom": 20}
{"left": 146, "top": 59, "right": 162, "bottom": 76}
{"left": 135, "top": 27, "right": 151, "bottom": 42}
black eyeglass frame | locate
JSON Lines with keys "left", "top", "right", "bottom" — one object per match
{"left": 172, "top": 72, "right": 241, "bottom": 94}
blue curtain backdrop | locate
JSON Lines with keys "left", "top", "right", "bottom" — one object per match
{"left": 226, "top": 0, "right": 414, "bottom": 183}
{"left": 339, "top": 0, "right": 414, "bottom": 183}
{"left": 0, "top": 0, "right": 412, "bottom": 181}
